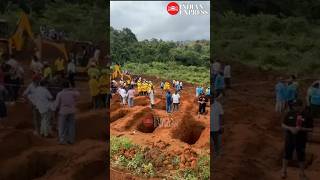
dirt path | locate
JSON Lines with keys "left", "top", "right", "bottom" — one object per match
{"left": 212, "top": 62, "right": 320, "bottom": 180}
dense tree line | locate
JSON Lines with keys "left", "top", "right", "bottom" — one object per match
{"left": 111, "top": 27, "right": 210, "bottom": 67}
{"left": 0, "top": 0, "right": 108, "bottom": 42}
{"left": 215, "top": 0, "right": 320, "bottom": 20}
{"left": 0, "top": 0, "right": 106, "bottom": 14}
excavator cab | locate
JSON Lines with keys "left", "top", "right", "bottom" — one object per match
{"left": 0, "top": 19, "right": 10, "bottom": 55}
{"left": 0, "top": 20, "right": 9, "bottom": 38}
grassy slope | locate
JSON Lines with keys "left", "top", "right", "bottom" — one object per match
{"left": 123, "top": 61, "right": 210, "bottom": 85}
{"left": 213, "top": 12, "right": 320, "bottom": 76}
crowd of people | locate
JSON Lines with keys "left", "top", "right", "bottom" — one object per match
{"left": 40, "top": 25, "right": 66, "bottom": 41}
{"left": 111, "top": 76, "right": 156, "bottom": 109}
{"left": 0, "top": 45, "right": 107, "bottom": 145}
{"left": 88, "top": 62, "right": 109, "bottom": 110}
{"left": 211, "top": 60, "right": 232, "bottom": 157}
{"left": 274, "top": 75, "right": 317, "bottom": 180}
{"left": 111, "top": 64, "right": 207, "bottom": 115}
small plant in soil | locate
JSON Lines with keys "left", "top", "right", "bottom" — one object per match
{"left": 173, "top": 155, "right": 210, "bottom": 180}
{"left": 172, "top": 155, "right": 180, "bottom": 167}
{"left": 111, "top": 136, "right": 134, "bottom": 156}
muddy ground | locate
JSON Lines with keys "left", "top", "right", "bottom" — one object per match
{"left": 212, "top": 62, "right": 320, "bottom": 180}
{"left": 110, "top": 76, "right": 210, "bottom": 179}
{"left": 0, "top": 55, "right": 107, "bottom": 180}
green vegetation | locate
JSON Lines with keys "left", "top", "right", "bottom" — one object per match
{"left": 213, "top": 11, "right": 320, "bottom": 76}
{"left": 0, "top": 0, "right": 108, "bottom": 42}
{"left": 215, "top": 0, "right": 320, "bottom": 19}
{"left": 110, "top": 136, "right": 209, "bottom": 179}
{"left": 111, "top": 136, "right": 156, "bottom": 178}
{"left": 172, "top": 155, "right": 210, "bottom": 180}
{"left": 111, "top": 27, "right": 209, "bottom": 84}
{"left": 123, "top": 61, "right": 209, "bottom": 85}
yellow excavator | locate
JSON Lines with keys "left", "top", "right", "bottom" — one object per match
{"left": 0, "top": 12, "right": 68, "bottom": 61}
{"left": 112, "top": 63, "right": 132, "bottom": 83}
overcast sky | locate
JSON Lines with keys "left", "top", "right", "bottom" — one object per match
{"left": 110, "top": 1, "right": 210, "bottom": 41}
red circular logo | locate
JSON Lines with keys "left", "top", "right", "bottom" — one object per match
{"left": 167, "top": 2, "right": 179, "bottom": 15}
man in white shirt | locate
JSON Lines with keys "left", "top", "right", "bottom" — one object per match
{"left": 224, "top": 64, "right": 231, "bottom": 88}
{"left": 118, "top": 87, "right": 127, "bottom": 105}
{"left": 34, "top": 81, "right": 53, "bottom": 137}
{"left": 23, "top": 76, "right": 41, "bottom": 135}
{"left": 94, "top": 47, "right": 101, "bottom": 62}
{"left": 67, "top": 60, "right": 76, "bottom": 87}
{"left": 6, "top": 55, "right": 18, "bottom": 69}
{"left": 212, "top": 60, "right": 221, "bottom": 76}
{"left": 211, "top": 95, "right": 224, "bottom": 157}
{"left": 30, "top": 56, "right": 43, "bottom": 75}
{"left": 172, "top": 91, "right": 180, "bottom": 111}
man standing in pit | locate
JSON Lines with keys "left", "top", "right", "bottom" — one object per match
{"left": 211, "top": 94, "right": 224, "bottom": 157}
{"left": 281, "top": 100, "right": 313, "bottom": 180}
{"left": 224, "top": 63, "right": 231, "bottom": 89}
{"left": 55, "top": 80, "right": 80, "bottom": 145}
{"left": 306, "top": 81, "right": 320, "bottom": 118}
{"left": 275, "top": 77, "right": 287, "bottom": 113}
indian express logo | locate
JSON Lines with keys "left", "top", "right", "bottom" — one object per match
{"left": 167, "top": 2, "right": 208, "bottom": 16}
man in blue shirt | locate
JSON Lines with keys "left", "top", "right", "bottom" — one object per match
{"left": 287, "top": 79, "right": 298, "bottom": 109}
{"left": 166, "top": 91, "right": 172, "bottom": 113}
{"left": 275, "top": 78, "right": 287, "bottom": 113}
{"left": 307, "top": 81, "right": 320, "bottom": 118}
{"left": 214, "top": 72, "right": 225, "bottom": 97}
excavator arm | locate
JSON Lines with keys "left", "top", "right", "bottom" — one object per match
{"left": 9, "top": 12, "right": 34, "bottom": 51}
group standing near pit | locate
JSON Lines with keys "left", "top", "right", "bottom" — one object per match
{"left": 0, "top": 46, "right": 107, "bottom": 145}
{"left": 210, "top": 60, "right": 232, "bottom": 158}
{"left": 274, "top": 75, "right": 318, "bottom": 180}
{"left": 110, "top": 63, "right": 213, "bottom": 116}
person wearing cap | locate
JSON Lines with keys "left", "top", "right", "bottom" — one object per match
{"left": 281, "top": 100, "right": 313, "bottom": 180}
{"left": 275, "top": 77, "right": 287, "bottom": 113}
{"left": 89, "top": 74, "right": 99, "bottom": 110}
{"left": 54, "top": 57, "right": 65, "bottom": 77}
{"left": 99, "top": 69, "right": 109, "bottom": 108}
{"left": 43, "top": 61, "right": 52, "bottom": 81}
